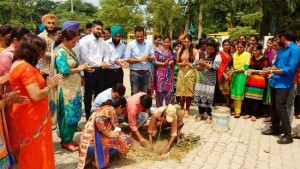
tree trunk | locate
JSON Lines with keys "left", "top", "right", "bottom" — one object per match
{"left": 184, "top": 0, "right": 191, "bottom": 34}
{"left": 198, "top": 0, "right": 203, "bottom": 38}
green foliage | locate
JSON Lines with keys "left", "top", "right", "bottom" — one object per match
{"left": 147, "top": 0, "right": 185, "bottom": 37}
{"left": 228, "top": 26, "right": 257, "bottom": 40}
{"left": 0, "top": 2, "right": 13, "bottom": 23}
{"left": 236, "top": 12, "right": 263, "bottom": 26}
{"left": 51, "top": 0, "right": 97, "bottom": 28}
{"left": 98, "top": 0, "right": 144, "bottom": 35}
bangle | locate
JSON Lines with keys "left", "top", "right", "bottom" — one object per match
{"left": 270, "top": 69, "right": 273, "bottom": 74}
{"left": 46, "top": 86, "right": 51, "bottom": 92}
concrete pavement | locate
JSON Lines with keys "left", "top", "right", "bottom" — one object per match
{"left": 54, "top": 68, "right": 300, "bottom": 169}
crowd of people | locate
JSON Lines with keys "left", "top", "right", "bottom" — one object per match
{"left": 0, "top": 13, "right": 299, "bottom": 169}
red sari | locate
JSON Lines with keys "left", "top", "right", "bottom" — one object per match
{"left": 9, "top": 62, "right": 55, "bottom": 169}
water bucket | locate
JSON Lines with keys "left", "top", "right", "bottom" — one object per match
{"left": 211, "top": 106, "right": 230, "bottom": 132}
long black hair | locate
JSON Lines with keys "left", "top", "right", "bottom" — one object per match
{"left": 222, "top": 39, "right": 231, "bottom": 54}
{"left": 54, "top": 29, "right": 78, "bottom": 48}
{"left": 178, "top": 34, "right": 194, "bottom": 63}
{"left": 7, "top": 26, "right": 30, "bottom": 46}
{"left": 162, "top": 35, "right": 173, "bottom": 52}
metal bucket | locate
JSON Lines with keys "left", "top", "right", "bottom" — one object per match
{"left": 211, "top": 106, "right": 230, "bottom": 132}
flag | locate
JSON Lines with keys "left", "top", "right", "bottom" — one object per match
{"left": 190, "top": 23, "right": 195, "bottom": 33}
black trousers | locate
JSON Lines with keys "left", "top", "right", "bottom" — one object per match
{"left": 84, "top": 69, "right": 105, "bottom": 121}
{"left": 103, "top": 68, "right": 124, "bottom": 90}
{"left": 198, "top": 106, "right": 212, "bottom": 116}
{"left": 244, "top": 98, "right": 263, "bottom": 117}
{"left": 294, "top": 95, "right": 300, "bottom": 115}
{"left": 270, "top": 87, "right": 292, "bottom": 138}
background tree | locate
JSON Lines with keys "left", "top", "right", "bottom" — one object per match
{"left": 147, "top": 0, "right": 184, "bottom": 39}
{"left": 51, "top": 0, "right": 97, "bottom": 29}
{"left": 98, "top": 0, "right": 144, "bottom": 35}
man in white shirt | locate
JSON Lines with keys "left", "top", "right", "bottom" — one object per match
{"left": 79, "top": 20, "right": 112, "bottom": 120}
{"left": 103, "top": 25, "right": 126, "bottom": 90}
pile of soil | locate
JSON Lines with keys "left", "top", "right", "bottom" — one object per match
{"left": 111, "top": 126, "right": 200, "bottom": 167}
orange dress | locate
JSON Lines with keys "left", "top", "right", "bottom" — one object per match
{"left": 9, "top": 62, "right": 55, "bottom": 169}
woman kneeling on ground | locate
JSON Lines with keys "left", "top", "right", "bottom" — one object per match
{"left": 78, "top": 97, "right": 133, "bottom": 169}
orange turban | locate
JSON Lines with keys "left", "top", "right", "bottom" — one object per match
{"left": 41, "top": 14, "right": 57, "bottom": 24}
{"left": 178, "top": 35, "right": 185, "bottom": 41}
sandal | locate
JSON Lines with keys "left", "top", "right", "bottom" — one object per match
{"left": 251, "top": 116, "right": 257, "bottom": 122}
{"left": 195, "top": 115, "right": 203, "bottom": 122}
{"left": 234, "top": 114, "right": 241, "bottom": 118}
{"left": 263, "top": 117, "right": 271, "bottom": 122}
{"left": 243, "top": 115, "right": 251, "bottom": 119}
{"left": 184, "top": 110, "right": 189, "bottom": 118}
{"left": 61, "top": 142, "right": 79, "bottom": 151}
{"left": 206, "top": 116, "right": 212, "bottom": 124}
{"left": 292, "top": 133, "right": 300, "bottom": 139}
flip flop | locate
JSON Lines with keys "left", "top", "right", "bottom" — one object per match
{"left": 243, "top": 115, "right": 251, "bottom": 119}
{"left": 295, "top": 115, "right": 300, "bottom": 119}
{"left": 292, "top": 134, "right": 300, "bottom": 139}
{"left": 195, "top": 115, "right": 202, "bottom": 122}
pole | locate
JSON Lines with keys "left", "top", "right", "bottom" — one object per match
{"left": 71, "top": 0, "right": 74, "bottom": 13}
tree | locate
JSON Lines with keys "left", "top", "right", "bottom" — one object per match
{"left": 228, "top": 26, "right": 257, "bottom": 40}
{"left": 147, "top": 0, "right": 184, "bottom": 39}
{"left": 0, "top": 2, "right": 14, "bottom": 23}
{"left": 0, "top": 0, "right": 58, "bottom": 31}
{"left": 184, "top": 0, "right": 191, "bottom": 34}
{"left": 197, "top": 0, "right": 203, "bottom": 38}
{"left": 51, "top": 0, "right": 97, "bottom": 28}
{"left": 98, "top": 0, "right": 144, "bottom": 35}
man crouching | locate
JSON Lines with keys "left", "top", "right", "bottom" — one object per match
{"left": 148, "top": 104, "right": 183, "bottom": 155}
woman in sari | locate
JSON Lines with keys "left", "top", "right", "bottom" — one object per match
{"left": 154, "top": 36, "right": 175, "bottom": 107}
{"left": 0, "top": 27, "right": 30, "bottom": 160}
{"left": 175, "top": 34, "right": 198, "bottom": 118}
{"left": 78, "top": 97, "right": 133, "bottom": 169}
{"left": 9, "top": 34, "right": 62, "bottom": 169}
{"left": 50, "top": 29, "right": 88, "bottom": 151}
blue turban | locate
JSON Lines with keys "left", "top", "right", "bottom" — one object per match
{"left": 62, "top": 21, "right": 80, "bottom": 31}
{"left": 39, "top": 24, "right": 45, "bottom": 32}
{"left": 110, "top": 25, "right": 124, "bottom": 37}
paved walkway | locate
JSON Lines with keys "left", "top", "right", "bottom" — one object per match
{"left": 54, "top": 68, "right": 300, "bottom": 169}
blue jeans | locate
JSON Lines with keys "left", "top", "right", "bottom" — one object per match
{"left": 130, "top": 71, "right": 150, "bottom": 95}
{"left": 136, "top": 112, "right": 149, "bottom": 128}
{"left": 123, "top": 112, "right": 149, "bottom": 129}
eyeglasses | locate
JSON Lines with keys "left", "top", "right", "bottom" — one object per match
{"left": 47, "top": 22, "right": 55, "bottom": 25}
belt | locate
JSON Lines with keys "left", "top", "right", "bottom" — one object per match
{"left": 90, "top": 67, "right": 102, "bottom": 70}
{"left": 130, "top": 69, "right": 149, "bottom": 74}
{"left": 108, "top": 68, "right": 122, "bottom": 72}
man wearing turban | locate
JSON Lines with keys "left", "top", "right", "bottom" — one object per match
{"left": 38, "top": 14, "right": 57, "bottom": 78}
{"left": 103, "top": 25, "right": 127, "bottom": 89}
